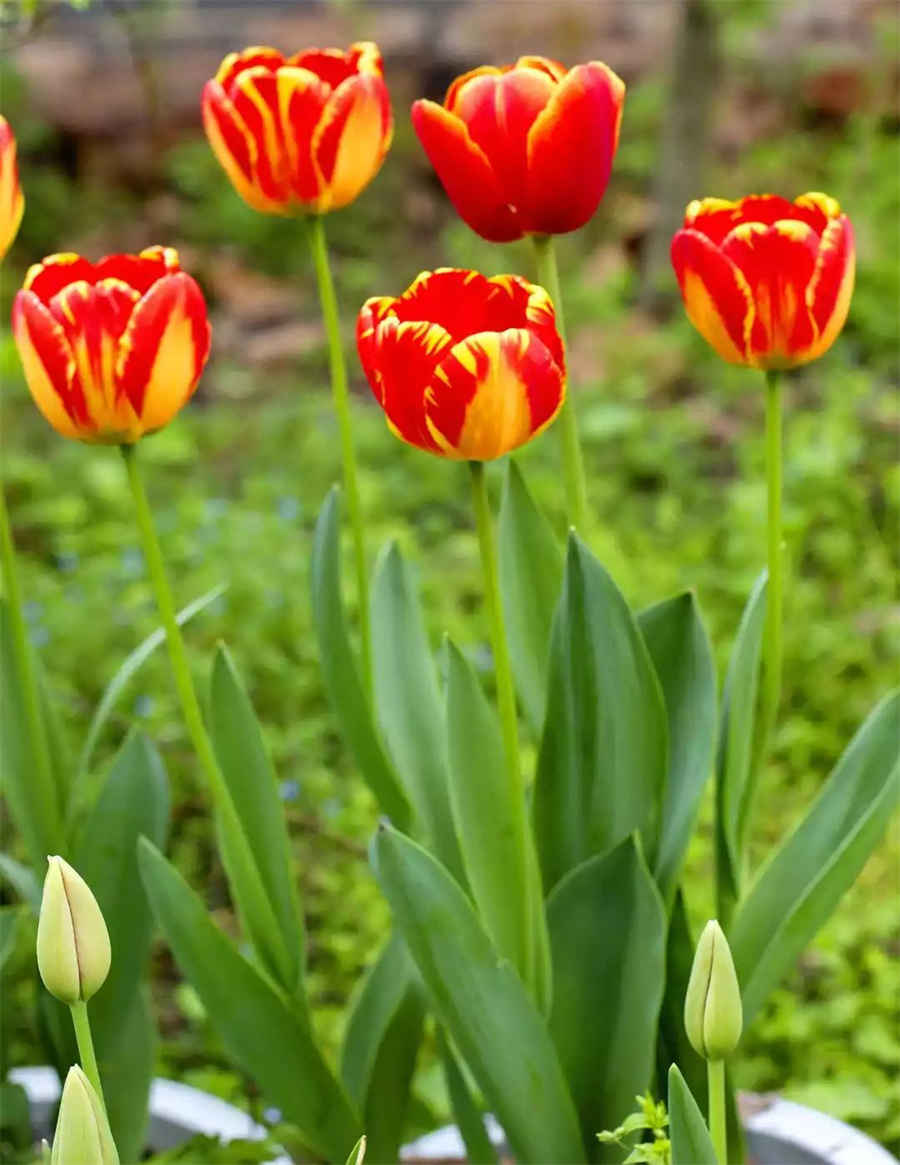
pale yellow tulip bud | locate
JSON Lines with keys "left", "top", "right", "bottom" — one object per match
{"left": 36, "top": 857, "right": 111, "bottom": 1005}
{"left": 684, "top": 919, "right": 743, "bottom": 1061}
{"left": 50, "top": 1067, "right": 119, "bottom": 1165}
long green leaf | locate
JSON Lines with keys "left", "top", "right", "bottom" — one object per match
{"left": 340, "top": 932, "right": 425, "bottom": 1164}
{"left": 74, "top": 732, "right": 169, "bottom": 1159}
{"left": 437, "top": 1028, "right": 498, "bottom": 1165}
{"left": 655, "top": 890, "right": 706, "bottom": 1111}
{"left": 210, "top": 644, "right": 306, "bottom": 997}
{"left": 75, "top": 583, "right": 226, "bottom": 799}
{"left": 534, "top": 535, "right": 668, "bottom": 891}
{"left": 311, "top": 489, "right": 410, "bottom": 828}
{"left": 731, "top": 690, "right": 900, "bottom": 1023}
{"left": 138, "top": 838, "right": 361, "bottom": 1161}
{"left": 371, "top": 543, "right": 464, "bottom": 881}
{"left": 546, "top": 837, "right": 667, "bottom": 1158}
{"left": 498, "top": 461, "right": 563, "bottom": 736}
{"left": 372, "top": 825, "right": 585, "bottom": 1165}
{"left": 0, "top": 854, "right": 40, "bottom": 912}
{"left": 715, "top": 571, "right": 766, "bottom": 916}
{"left": 638, "top": 593, "right": 717, "bottom": 902}
{"left": 668, "top": 1065, "right": 716, "bottom": 1165}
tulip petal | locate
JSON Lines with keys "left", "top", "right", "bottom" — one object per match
{"left": 805, "top": 215, "right": 855, "bottom": 362}
{"left": 313, "top": 73, "right": 391, "bottom": 211}
{"left": 202, "top": 80, "right": 284, "bottom": 214}
{"left": 276, "top": 66, "right": 330, "bottom": 203}
{"left": 11, "top": 291, "right": 85, "bottom": 439}
{"left": 24, "top": 254, "right": 96, "bottom": 305}
{"left": 514, "top": 55, "right": 568, "bottom": 83}
{"left": 427, "top": 328, "right": 564, "bottom": 460}
{"left": 0, "top": 117, "right": 24, "bottom": 260}
{"left": 525, "top": 62, "right": 624, "bottom": 235}
{"left": 94, "top": 246, "right": 180, "bottom": 294}
{"left": 445, "top": 66, "right": 503, "bottom": 114}
{"left": 230, "top": 66, "right": 293, "bottom": 204}
{"left": 721, "top": 220, "right": 820, "bottom": 365}
{"left": 215, "top": 46, "right": 284, "bottom": 93}
{"left": 411, "top": 101, "right": 522, "bottom": 243}
{"left": 290, "top": 47, "right": 360, "bottom": 88}
{"left": 452, "top": 69, "right": 555, "bottom": 212}
{"left": 671, "top": 229, "right": 754, "bottom": 365}
{"left": 117, "top": 273, "right": 211, "bottom": 434}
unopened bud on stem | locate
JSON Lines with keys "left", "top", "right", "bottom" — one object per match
{"left": 684, "top": 919, "right": 743, "bottom": 1061}
{"left": 50, "top": 1066, "right": 119, "bottom": 1165}
{"left": 36, "top": 856, "right": 110, "bottom": 1005}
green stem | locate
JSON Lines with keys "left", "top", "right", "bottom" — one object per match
{"left": 530, "top": 233, "right": 588, "bottom": 531}
{"left": 0, "top": 488, "right": 62, "bottom": 855}
{"left": 119, "top": 444, "right": 290, "bottom": 987}
{"left": 469, "top": 461, "right": 534, "bottom": 986}
{"left": 707, "top": 1058, "right": 727, "bottom": 1164}
{"left": 69, "top": 1001, "right": 104, "bottom": 1110}
{"left": 762, "top": 371, "right": 784, "bottom": 747}
{"left": 308, "top": 214, "right": 372, "bottom": 697}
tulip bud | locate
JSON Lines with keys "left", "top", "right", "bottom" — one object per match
{"left": 684, "top": 919, "right": 743, "bottom": 1061}
{"left": 50, "top": 1067, "right": 119, "bottom": 1165}
{"left": 37, "top": 857, "right": 111, "bottom": 1005}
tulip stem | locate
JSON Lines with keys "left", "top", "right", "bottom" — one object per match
{"left": 707, "top": 1059, "right": 727, "bottom": 1164}
{"left": 762, "top": 370, "right": 784, "bottom": 750}
{"left": 119, "top": 444, "right": 292, "bottom": 989}
{"left": 308, "top": 214, "right": 372, "bottom": 699}
{"left": 530, "top": 233, "right": 588, "bottom": 532}
{"left": 468, "top": 460, "right": 534, "bottom": 987}
{"left": 0, "top": 488, "right": 62, "bottom": 857}
{"left": 69, "top": 1001, "right": 105, "bottom": 1111}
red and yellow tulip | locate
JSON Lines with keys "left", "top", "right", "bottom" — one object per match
{"left": 12, "top": 247, "right": 211, "bottom": 443}
{"left": 357, "top": 268, "right": 565, "bottom": 460}
{"left": 0, "top": 115, "right": 25, "bottom": 260}
{"left": 202, "top": 42, "right": 392, "bottom": 215}
{"left": 412, "top": 56, "right": 624, "bottom": 242}
{"left": 671, "top": 193, "right": 854, "bottom": 370}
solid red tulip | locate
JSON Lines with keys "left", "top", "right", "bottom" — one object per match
{"left": 412, "top": 56, "right": 624, "bottom": 242}
{"left": 203, "top": 42, "right": 392, "bottom": 215}
{"left": 0, "top": 115, "right": 25, "bottom": 260}
{"left": 671, "top": 193, "right": 854, "bottom": 370}
{"left": 12, "top": 247, "right": 211, "bottom": 443}
{"left": 357, "top": 268, "right": 565, "bottom": 460}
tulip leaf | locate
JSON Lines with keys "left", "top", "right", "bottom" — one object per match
{"left": 0, "top": 599, "right": 63, "bottom": 870}
{"left": 731, "top": 690, "right": 900, "bottom": 1024}
{"left": 372, "top": 824, "right": 585, "bottom": 1165}
{"left": 437, "top": 1027, "right": 498, "bottom": 1165}
{"left": 667, "top": 1065, "right": 717, "bottom": 1165}
{"left": 715, "top": 570, "right": 767, "bottom": 915}
{"left": 210, "top": 643, "right": 306, "bottom": 997}
{"left": 73, "top": 731, "right": 169, "bottom": 1161}
{"left": 138, "top": 837, "right": 361, "bottom": 1160}
{"left": 546, "top": 836, "right": 667, "bottom": 1156}
{"left": 340, "top": 931, "right": 425, "bottom": 1165}
{"left": 655, "top": 890, "right": 707, "bottom": 1110}
{"left": 638, "top": 593, "right": 717, "bottom": 902}
{"left": 0, "top": 854, "right": 41, "bottom": 912}
{"left": 0, "top": 905, "right": 25, "bottom": 975}
{"left": 498, "top": 461, "right": 563, "bottom": 736}
{"left": 345, "top": 1135, "right": 367, "bottom": 1165}
{"left": 371, "top": 542, "right": 464, "bottom": 881}
{"left": 75, "top": 582, "right": 226, "bottom": 809}
{"left": 534, "top": 535, "right": 668, "bottom": 891}
{"left": 311, "top": 488, "right": 411, "bottom": 828}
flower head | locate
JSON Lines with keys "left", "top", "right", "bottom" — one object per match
{"left": 671, "top": 193, "right": 854, "bottom": 370}
{"left": 51, "top": 1067, "right": 119, "bottom": 1165}
{"left": 203, "top": 42, "right": 392, "bottom": 215}
{"left": 12, "top": 247, "right": 211, "bottom": 443}
{"left": 412, "top": 56, "right": 624, "bottom": 242}
{"left": 684, "top": 920, "right": 743, "bottom": 1061}
{"left": 0, "top": 115, "right": 25, "bottom": 260}
{"left": 37, "top": 856, "right": 111, "bottom": 1006}
{"left": 358, "top": 268, "right": 565, "bottom": 460}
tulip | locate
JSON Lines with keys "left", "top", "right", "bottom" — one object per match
{"left": 37, "top": 856, "right": 111, "bottom": 1006}
{"left": 202, "top": 42, "right": 392, "bottom": 215}
{"left": 357, "top": 268, "right": 566, "bottom": 460}
{"left": 684, "top": 920, "right": 743, "bottom": 1062}
{"left": 50, "top": 1067, "right": 119, "bottom": 1165}
{"left": 412, "top": 56, "right": 625, "bottom": 242}
{"left": 671, "top": 192, "right": 855, "bottom": 370}
{"left": 0, "top": 115, "right": 25, "bottom": 260}
{"left": 12, "top": 247, "right": 211, "bottom": 443}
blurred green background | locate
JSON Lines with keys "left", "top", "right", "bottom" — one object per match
{"left": 1, "top": 0, "right": 898, "bottom": 1156}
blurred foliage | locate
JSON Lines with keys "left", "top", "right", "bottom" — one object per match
{"left": 1, "top": 4, "right": 899, "bottom": 1157}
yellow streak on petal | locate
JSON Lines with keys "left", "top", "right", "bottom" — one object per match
{"left": 445, "top": 331, "right": 535, "bottom": 460}
{"left": 802, "top": 219, "right": 855, "bottom": 364}
{"left": 133, "top": 302, "right": 199, "bottom": 435}
{"left": 795, "top": 191, "right": 841, "bottom": 220}
{"left": 23, "top": 254, "right": 82, "bottom": 291}
{"left": 13, "top": 311, "right": 80, "bottom": 440}
{"left": 314, "top": 80, "right": 386, "bottom": 212}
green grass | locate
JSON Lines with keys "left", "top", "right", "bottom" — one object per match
{"left": 1, "top": 37, "right": 898, "bottom": 1157}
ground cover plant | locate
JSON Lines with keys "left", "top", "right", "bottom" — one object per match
{"left": 1, "top": 2, "right": 898, "bottom": 1162}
